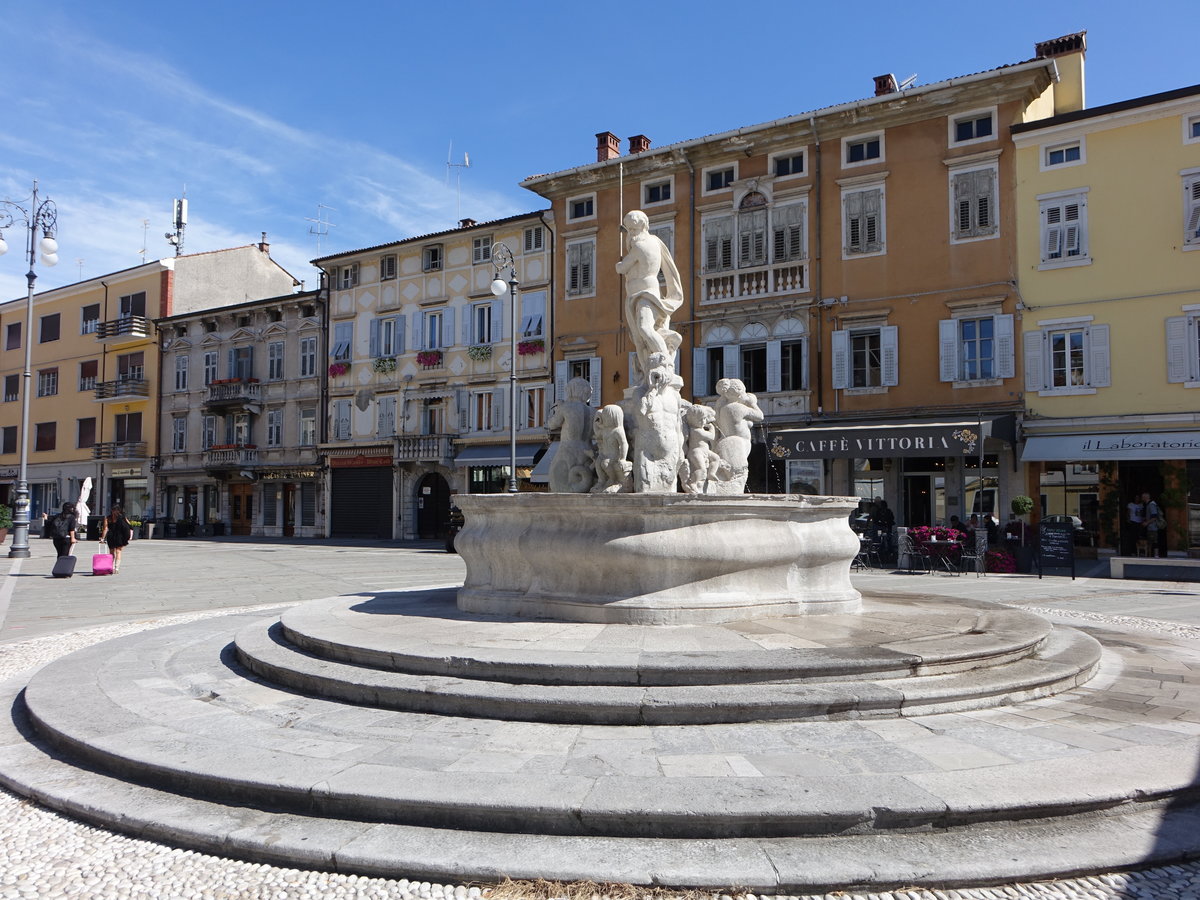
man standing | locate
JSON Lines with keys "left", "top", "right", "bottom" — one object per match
{"left": 1125, "top": 493, "right": 1145, "bottom": 556}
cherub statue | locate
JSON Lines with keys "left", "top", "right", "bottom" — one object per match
{"left": 713, "top": 377, "right": 765, "bottom": 493}
{"left": 591, "top": 404, "right": 632, "bottom": 493}
{"left": 545, "top": 376, "right": 596, "bottom": 493}
{"left": 680, "top": 404, "right": 730, "bottom": 494}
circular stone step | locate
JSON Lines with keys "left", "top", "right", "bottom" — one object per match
{"left": 276, "top": 590, "right": 1056, "bottom": 685}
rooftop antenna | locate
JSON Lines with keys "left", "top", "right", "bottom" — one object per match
{"left": 75, "top": 258, "right": 85, "bottom": 280}
{"left": 140, "top": 219, "right": 149, "bottom": 263}
{"left": 165, "top": 189, "right": 187, "bottom": 256}
{"left": 306, "top": 204, "right": 336, "bottom": 256}
{"left": 446, "top": 141, "right": 470, "bottom": 221}
{"left": 898, "top": 73, "right": 918, "bottom": 90}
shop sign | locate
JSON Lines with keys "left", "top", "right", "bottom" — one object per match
{"left": 329, "top": 454, "right": 391, "bottom": 469}
{"left": 770, "top": 422, "right": 988, "bottom": 460}
{"left": 0, "top": 468, "right": 16, "bottom": 479}
{"left": 1022, "top": 431, "right": 1200, "bottom": 461}
{"left": 259, "top": 469, "right": 321, "bottom": 480}
{"left": 110, "top": 467, "right": 142, "bottom": 477}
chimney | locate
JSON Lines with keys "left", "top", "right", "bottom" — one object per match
{"left": 596, "top": 131, "right": 621, "bottom": 162}
{"left": 459, "top": 218, "right": 477, "bottom": 229}
{"left": 628, "top": 134, "right": 651, "bottom": 154}
{"left": 258, "top": 232, "right": 270, "bottom": 254}
{"left": 1035, "top": 31, "right": 1087, "bottom": 115}
{"left": 873, "top": 74, "right": 898, "bottom": 96}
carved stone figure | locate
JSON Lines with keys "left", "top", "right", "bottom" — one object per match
{"left": 616, "top": 210, "right": 684, "bottom": 387}
{"left": 680, "top": 404, "right": 731, "bottom": 494}
{"left": 627, "top": 352, "right": 685, "bottom": 493}
{"left": 591, "top": 405, "right": 632, "bottom": 493}
{"left": 545, "top": 377, "right": 596, "bottom": 493}
{"left": 712, "top": 377, "right": 765, "bottom": 493}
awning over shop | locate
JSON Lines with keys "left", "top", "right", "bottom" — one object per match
{"left": 1022, "top": 431, "right": 1200, "bottom": 461}
{"left": 530, "top": 441, "right": 558, "bottom": 484}
{"left": 769, "top": 416, "right": 1015, "bottom": 460}
{"left": 454, "top": 443, "right": 543, "bottom": 467}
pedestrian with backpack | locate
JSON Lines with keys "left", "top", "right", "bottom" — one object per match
{"left": 49, "top": 502, "right": 78, "bottom": 558}
{"left": 1143, "top": 491, "right": 1167, "bottom": 558}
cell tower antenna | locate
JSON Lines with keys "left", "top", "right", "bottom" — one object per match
{"left": 165, "top": 188, "right": 188, "bottom": 257}
{"left": 446, "top": 141, "right": 470, "bottom": 221}
{"left": 306, "top": 204, "right": 337, "bottom": 256}
{"left": 898, "top": 73, "right": 918, "bottom": 90}
{"left": 140, "top": 219, "right": 149, "bottom": 263}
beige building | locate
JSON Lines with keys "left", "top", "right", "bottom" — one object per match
{"left": 313, "top": 212, "right": 552, "bottom": 540}
{"left": 0, "top": 242, "right": 298, "bottom": 529}
{"left": 154, "top": 289, "right": 324, "bottom": 537}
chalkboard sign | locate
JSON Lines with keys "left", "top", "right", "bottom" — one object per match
{"left": 1038, "top": 523, "right": 1076, "bottom": 579}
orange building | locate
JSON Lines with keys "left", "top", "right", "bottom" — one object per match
{"left": 523, "top": 34, "right": 1086, "bottom": 529}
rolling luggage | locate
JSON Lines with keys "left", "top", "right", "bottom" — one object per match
{"left": 52, "top": 555, "right": 77, "bottom": 578}
{"left": 92, "top": 543, "right": 114, "bottom": 576}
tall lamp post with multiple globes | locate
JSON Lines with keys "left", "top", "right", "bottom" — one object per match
{"left": 489, "top": 242, "right": 520, "bottom": 494}
{"left": 0, "top": 181, "right": 60, "bottom": 558}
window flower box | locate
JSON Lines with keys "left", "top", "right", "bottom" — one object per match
{"left": 327, "top": 362, "right": 349, "bottom": 377}
{"left": 467, "top": 345, "right": 492, "bottom": 362}
{"left": 517, "top": 339, "right": 544, "bottom": 356}
{"left": 417, "top": 350, "right": 443, "bottom": 368}
{"left": 372, "top": 357, "right": 397, "bottom": 373}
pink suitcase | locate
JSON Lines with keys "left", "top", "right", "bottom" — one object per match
{"left": 92, "top": 543, "right": 114, "bottom": 576}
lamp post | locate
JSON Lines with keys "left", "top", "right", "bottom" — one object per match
{"left": 0, "top": 181, "right": 60, "bottom": 558}
{"left": 490, "top": 243, "right": 519, "bottom": 494}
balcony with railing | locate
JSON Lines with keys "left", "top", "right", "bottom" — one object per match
{"left": 204, "top": 379, "right": 261, "bottom": 409}
{"left": 395, "top": 434, "right": 454, "bottom": 464}
{"left": 203, "top": 444, "right": 259, "bottom": 470}
{"left": 95, "top": 376, "right": 149, "bottom": 402}
{"left": 96, "top": 315, "right": 153, "bottom": 344}
{"left": 702, "top": 261, "right": 808, "bottom": 304}
{"left": 93, "top": 441, "right": 148, "bottom": 460}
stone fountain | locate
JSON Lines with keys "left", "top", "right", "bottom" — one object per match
{"left": 456, "top": 209, "right": 861, "bottom": 625}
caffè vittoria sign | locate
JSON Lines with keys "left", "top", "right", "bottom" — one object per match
{"left": 769, "top": 422, "right": 986, "bottom": 460}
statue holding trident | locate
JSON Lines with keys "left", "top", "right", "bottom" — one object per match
{"left": 616, "top": 210, "right": 687, "bottom": 492}
{"left": 616, "top": 210, "right": 684, "bottom": 386}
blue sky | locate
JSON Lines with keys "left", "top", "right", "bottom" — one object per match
{"left": 2, "top": 1, "right": 1195, "bottom": 300}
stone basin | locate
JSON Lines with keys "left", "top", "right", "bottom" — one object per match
{"left": 455, "top": 492, "right": 862, "bottom": 625}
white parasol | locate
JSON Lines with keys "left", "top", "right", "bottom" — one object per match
{"left": 75, "top": 476, "right": 92, "bottom": 523}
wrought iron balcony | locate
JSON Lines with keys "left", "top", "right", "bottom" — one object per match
{"left": 96, "top": 316, "right": 153, "bottom": 343}
{"left": 203, "top": 445, "right": 259, "bottom": 469}
{"left": 93, "top": 441, "right": 148, "bottom": 460}
{"left": 702, "top": 261, "right": 808, "bottom": 304}
{"left": 203, "top": 379, "right": 261, "bottom": 409}
{"left": 395, "top": 433, "right": 454, "bottom": 464}
{"left": 95, "top": 377, "right": 149, "bottom": 402}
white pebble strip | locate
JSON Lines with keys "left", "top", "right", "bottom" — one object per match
{"left": 4, "top": 607, "right": 1200, "bottom": 899}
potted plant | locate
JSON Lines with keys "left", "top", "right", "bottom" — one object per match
{"left": 327, "top": 362, "right": 349, "bottom": 377}
{"left": 467, "top": 345, "right": 492, "bottom": 362}
{"left": 0, "top": 503, "right": 11, "bottom": 543}
{"left": 417, "top": 350, "right": 443, "bottom": 368}
{"left": 371, "top": 356, "right": 397, "bottom": 374}
{"left": 517, "top": 339, "right": 545, "bottom": 356}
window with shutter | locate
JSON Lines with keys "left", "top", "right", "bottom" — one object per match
{"left": 566, "top": 240, "right": 595, "bottom": 295}
{"left": 1184, "top": 176, "right": 1200, "bottom": 246}
{"left": 703, "top": 217, "right": 734, "bottom": 272}
{"left": 1039, "top": 192, "right": 1089, "bottom": 265}
{"left": 523, "top": 226, "right": 544, "bottom": 253}
{"left": 951, "top": 167, "right": 998, "bottom": 240}
{"left": 844, "top": 187, "right": 884, "bottom": 255}
{"left": 380, "top": 255, "right": 397, "bottom": 280}
{"left": 772, "top": 203, "right": 805, "bottom": 261}
{"left": 738, "top": 208, "right": 767, "bottom": 267}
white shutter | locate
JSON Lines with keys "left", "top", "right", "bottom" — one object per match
{"left": 766, "top": 340, "right": 782, "bottom": 393}
{"left": 693, "top": 347, "right": 708, "bottom": 397}
{"left": 443, "top": 308, "right": 455, "bottom": 348}
{"left": 723, "top": 344, "right": 740, "bottom": 381}
{"left": 831, "top": 329, "right": 849, "bottom": 390}
{"left": 1187, "top": 178, "right": 1200, "bottom": 243}
{"left": 492, "top": 300, "right": 504, "bottom": 342}
{"left": 554, "top": 360, "right": 569, "bottom": 404}
{"left": 938, "top": 319, "right": 959, "bottom": 382}
{"left": 994, "top": 314, "right": 1015, "bottom": 379}
{"left": 1043, "top": 203, "right": 1062, "bottom": 261}
{"left": 394, "top": 317, "right": 405, "bottom": 354}
{"left": 456, "top": 390, "right": 469, "bottom": 431}
{"left": 567, "top": 243, "right": 581, "bottom": 292}
{"left": 880, "top": 325, "right": 899, "bottom": 386}
{"left": 844, "top": 192, "right": 862, "bottom": 252}
{"left": 587, "top": 357, "right": 602, "bottom": 406}
{"left": 1023, "top": 331, "right": 1044, "bottom": 392}
{"left": 1086, "top": 324, "right": 1110, "bottom": 388}
{"left": 1166, "top": 316, "right": 1192, "bottom": 383}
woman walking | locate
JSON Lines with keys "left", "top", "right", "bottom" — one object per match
{"left": 100, "top": 504, "right": 133, "bottom": 574}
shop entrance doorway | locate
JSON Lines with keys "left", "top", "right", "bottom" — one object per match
{"left": 230, "top": 484, "right": 254, "bottom": 536}
{"left": 416, "top": 473, "right": 451, "bottom": 539}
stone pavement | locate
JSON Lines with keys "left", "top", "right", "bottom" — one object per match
{"left": 3, "top": 536, "right": 1200, "bottom": 898}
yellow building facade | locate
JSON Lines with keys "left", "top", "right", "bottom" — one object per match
{"left": 0, "top": 244, "right": 298, "bottom": 530}
{"left": 1013, "top": 84, "right": 1200, "bottom": 554}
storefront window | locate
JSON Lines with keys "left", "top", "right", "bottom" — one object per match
{"left": 786, "top": 459, "right": 823, "bottom": 495}
{"left": 1188, "top": 460, "right": 1200, "bottom": 551}
{"left": 852, "top": 458, "right": 885, "bottom": 501}
{"left": 469, "top": 466, "right": 510, "bottom": 494}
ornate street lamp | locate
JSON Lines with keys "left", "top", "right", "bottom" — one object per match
{"left": 490, "top": 243, "right": 519, "bottom": 493}
{"left": 0, "top": 181, "right": 60, "bottom": 557}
